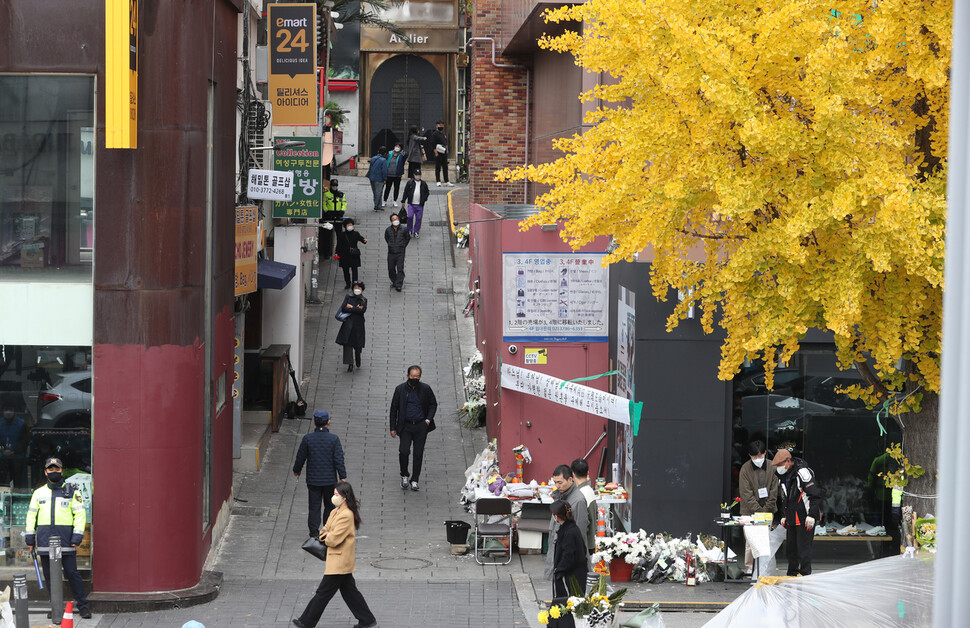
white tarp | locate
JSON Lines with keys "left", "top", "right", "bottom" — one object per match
{"left": 500, "top": 363, "right": 631, "bottom": 425}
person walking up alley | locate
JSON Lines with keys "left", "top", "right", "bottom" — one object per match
{"left": 429, "top": 120, "right": 453, "bottom": 187}
{"left": 384, "top": 142, "right": 406, "bottom": 208}
{"left": 389, "top": 365, "right": 437, "bottom": 492}
{"left": 293, "top": 410, "right": 347, "bottom": 538}
{"left": 401, "top": 169, "right": 430, "bottom": 238}
{"left": 367, "top": 147, "right": 389, "bottom": 211}
{"left": 384, "top": 212, "right": 410, "bottom": 291}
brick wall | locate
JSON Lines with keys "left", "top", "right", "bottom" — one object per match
{"left": 469, "top": 0, "right": 529, "bottom": 205}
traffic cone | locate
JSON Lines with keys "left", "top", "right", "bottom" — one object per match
{"left": 61, "top": 601, "right": 74, "bottom": 628}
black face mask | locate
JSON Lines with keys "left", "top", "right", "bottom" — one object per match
{"left": 437, "top": 127, "right": 443, "bottom": 131}
{"left": 47, "top": 472, "right": 62, "bottom": 484}
{"left": 408, "top": 378, "right": 420, "bottom": 387}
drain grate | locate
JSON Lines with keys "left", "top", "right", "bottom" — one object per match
{"left": 429, "top": 220, "right": 448, "bottom": 227}
{"left": 436, "top": 313, "right": 455, "bottom": 321}
{"left": 435, "top": 287, "right": 454, "bottom": 294}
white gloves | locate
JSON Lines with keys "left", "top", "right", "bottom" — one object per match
{"left": 805, "top": 517, "right": 816, "bottom": 529}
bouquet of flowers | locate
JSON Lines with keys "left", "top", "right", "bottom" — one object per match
{"left": 456, "top": 225, "right": 470, "bottom": 248}
{"left": 719, "top": 496, "right": 741, "bottom": 517}
{"left": 916, "top": 517, "right": 936, "bottom": 552}
{"left": 591, "top": 529, "right": 651, "bottom": 565}
{"left": 539, "top": 575, "right": 626, "bottom": 627}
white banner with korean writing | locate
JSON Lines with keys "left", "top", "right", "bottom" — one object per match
{"left": 248, "top": 169, "right": 294, "bottom": 201}
{"left": 503, "top": 252, "right": 608, "bottom": 342}
{"left": 500, "top": 364, "right": 631, "bottom": 426}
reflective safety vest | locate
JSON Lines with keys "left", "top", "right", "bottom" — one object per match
{"left": 25, "top": 483, "right": 86, "bottom": 554}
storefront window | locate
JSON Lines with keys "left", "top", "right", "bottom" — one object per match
{"left": 0, "top": 75, "right": 95, "bottom": 279}
{"left": 732, "top": 349, "right": 902, "bottom": 527}
{"left": 376, "top": 0, "right": 455, "bottom": 23}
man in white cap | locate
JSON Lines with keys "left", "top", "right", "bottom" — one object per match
{"left": 25, "top": 457, "right": 91, "bottom": 618}
{"left": 294, "top": 411, "right": 347, "bottom": 538}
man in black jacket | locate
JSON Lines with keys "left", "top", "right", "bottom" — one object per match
{"left": 293, "top": 410, "right": 347, "bottom": 537}
{"left": 384, "top": 212, "right": 411, "bottom": 291}
{"left": 773, "top": 448, "right": 821, "bottom": 576}
{"left": 401, "top": 170, "right": 431, "bottom": 238}
{"left": 389, "top": 365, "right": 437, "bottom": 491}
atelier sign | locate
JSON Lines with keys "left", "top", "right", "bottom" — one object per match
{"left": 268, "top": 3, "right": 318, "bottom": 126}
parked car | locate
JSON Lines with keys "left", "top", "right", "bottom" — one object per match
{"left": 36, "top": 371, "right": 91, "bottom": 429}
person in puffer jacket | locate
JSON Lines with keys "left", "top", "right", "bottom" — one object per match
{"left": 25, "top": 456, "right": 90, "bottom": 618}
{"left": 293, "top": 411, "right": 347, "bottom": 538}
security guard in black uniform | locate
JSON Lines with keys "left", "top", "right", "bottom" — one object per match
{"left": 773, "top": 448, "right": 821, "bottom": 576}
{"left": 25, "top": 457, "right": 91, "bottom": 618}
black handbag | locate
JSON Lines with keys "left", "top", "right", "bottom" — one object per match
{"left": 301, "top": 536, "right": 328, "bottom": 561}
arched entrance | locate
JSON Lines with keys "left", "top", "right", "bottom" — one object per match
{"left": 368, "top": 54, "right": 443, "bottom": 156}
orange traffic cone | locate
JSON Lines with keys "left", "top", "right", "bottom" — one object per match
{"left": 61, "top": 601, "right": 74, "bottom": 628}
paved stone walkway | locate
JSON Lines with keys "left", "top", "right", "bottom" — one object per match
{"left": 91, "top": 178, "right": 529, "bottom": 627}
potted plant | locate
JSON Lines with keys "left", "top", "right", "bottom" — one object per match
{"left": 539, "top": 575, "right": 627, "bottom": 628}
{"left": 590, "top": 529, "right": 650, "bottom": 582}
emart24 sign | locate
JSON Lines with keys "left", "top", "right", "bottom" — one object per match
{"left": 268, "top": 3, "right": 317, "bottom": 126}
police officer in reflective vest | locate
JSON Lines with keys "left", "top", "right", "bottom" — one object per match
{"left": 25, "top": 457, "right": 91, "bottom": 619}
{"left": 772, "top": 449, "right": 821, "bottom": 577}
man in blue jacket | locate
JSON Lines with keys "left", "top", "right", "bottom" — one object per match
{"left": 293, "top": 410, "right": 347, "bottom": 537}
{"left": 367, "top": 146, "right": 389, "bottom": 211}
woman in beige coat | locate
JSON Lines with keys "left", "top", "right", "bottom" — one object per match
{"left": 293, "top": 481, "right": 377, "bottom": 628}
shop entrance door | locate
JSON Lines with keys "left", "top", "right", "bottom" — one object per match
{"left": 369, "top": 54, "right": 443, "bottom": 156}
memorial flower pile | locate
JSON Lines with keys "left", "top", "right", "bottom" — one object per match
{"left": 591, "top": 529, "right": 651, "bottom": 565}
{"left": 456, "top": 225, "right": 470, "bottom": 248}
{"left": 539, "top": 575, "right": 626, "bottom": 627}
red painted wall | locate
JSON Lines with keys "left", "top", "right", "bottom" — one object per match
{"left": 469, "top": 204, "right": 611, "bottom": 481}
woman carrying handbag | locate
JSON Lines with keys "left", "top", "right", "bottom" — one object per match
{"left": 335, "top": 281, "right": 367, "bottom": 372}
{"left": 293, "top": 482, "right": 377, "bottom": 628}
{"left": 334, "top": 218, "right": 366, "bottom": 289}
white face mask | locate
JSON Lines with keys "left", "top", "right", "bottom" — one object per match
{"left": 2, "top": 411, "right": 13, "bottom": 419}
{"left": 776, "top": 466, "right": 787, "bottom": 476}
{"left": 345, "top": 225, "right": 354, "bottom": 231}
{"left": 394, "top": 147, "right": 401, "bottom": 153}
{"left": 751, "top": 457, "right": 765, "bottom": 468}
{"left": 331, "top": 494, "right": 345, "bottom": 507}
{"left": 392, "top": 220, "right": 400, "bottom": 227}
{"left": 353, "top": 289, "right": 363, "bottom": 296}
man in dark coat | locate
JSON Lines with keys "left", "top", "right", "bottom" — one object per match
{"left": 293, "top": 410, "right": 347, "bottom": 538}
{"left": 334, "top": 218, "right": 366, "bottom": 289}
{"left": 773, "top": 448, "right": 821, "bottom": 576}
{"left": 389, "top": 365, "right": 437, "bottom": 491}
{"left": 335, "top": 281, "right": 367, "bottom": 371}
{"left": 384, "top": 212, "right": 410, "bottom": 291}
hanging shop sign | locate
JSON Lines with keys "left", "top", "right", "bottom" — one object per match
{"left": 273, "top": 136, "right": 323, "bottom": 218}
{"left": 503, "top": 252, "right": 609, "bottom": 342}
{"left": 248, "top": 169, "right": 294, "bottom": 201}
{"left": 501, "top": 364, "right": 642, "bottom": 434}
{"left": 235, "top": 205, "right": 259, "bottom": 296}
{"left": 360, "top": 26, "right": 460, "bottom": 53}
{"left": 268, "top": 3, "right": 318, "bottom": 126}
{"left": 105, "top": 0, "right": 138, "bottom": 148}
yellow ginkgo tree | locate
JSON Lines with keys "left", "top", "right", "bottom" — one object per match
{"left": 497, "top": 0, "right": 951, "bottom": 501}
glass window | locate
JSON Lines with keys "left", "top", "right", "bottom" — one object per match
{"left": 374, "top": 0, "right": 455, "bottom": 23}
{"left": 0, "top": 75, "right": 95, "bottom": 279}
{"left": 732, "top": 348, "right": 902, "bottom": 528}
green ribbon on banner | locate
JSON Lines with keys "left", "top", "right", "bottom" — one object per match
{"left": 559, "top": 370, "right": 620, "bottom": 389}
{"left": 630, "top": 400, "right": 643, "bottom": 436}
{"left": 875, "top": 399, "right": 892, "bottom": 437}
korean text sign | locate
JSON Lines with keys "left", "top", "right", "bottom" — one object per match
{"left": 273, "top": 137, "right": 323, "bottom": 218}
{"left": 503, "top": 253, "right": 609, "bottom": 342}
{"left": 500, "top": 364, "right": 632, "bottom": 426}
{"left": 234, "top": 205, "right": 259, "bottom": 296}
{"left": 267, "top": 3, "right": 318, "bottom": 126}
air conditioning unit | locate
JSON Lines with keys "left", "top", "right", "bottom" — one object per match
{"left": 247, "top": 100, "right": 272, "bottom": 169}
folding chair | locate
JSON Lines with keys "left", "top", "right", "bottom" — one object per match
{"left": 474, "top": 497, "right": 513, "bottom": 565}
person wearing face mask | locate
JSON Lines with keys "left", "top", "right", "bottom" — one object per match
{"left": 383, "top": 143, "right": 406, "bottom": 208}
{"left": 384, "top": 212, "right": 411, "bottom": 291}
{"left": 366, "top": 146, "right": 389, "bottom": 211}
{"left": 334, "top": 218, "right": 367, "bottom": 289}
{"left": 772, "top": 448, "right": 821, "bottom": 576}
{"left": 405, "top": 127, "right": 427, "bottom": 179}
{"left": 320, "top": 179, "right": 347, "bottom": 258}
{"left": 389, "top": 365, "right": 437, "bottom": 491}
{"left": 0, "top": 401, "right": 28, "bottom": 487}
{"left": 429, "top": 120, "right": 453, "bottom": 187}
{"left": 401, "top": 170, "right": 430, "bottom": 238}
{"left": 548, "top": 499, "right": 587, "bottom": 628}
{"left": 335, "top": 281, "right": 367, "bottom": 372}
{"left": 25, "top": 457, "right": 91, "bottom": 619}
{"left": 738, "top": 440, "right": 779, "bottom": 576}
{"left": 292, "top": 481, "right": 377, "bottom": 628}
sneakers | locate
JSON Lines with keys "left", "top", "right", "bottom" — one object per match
{"left": 436, "top": 181, "right": 442, "bottom": 187}
{"left": 410, "top": 481, "right": 420, "bottom": 491}
{"left": 413, "top": 232, "right": 420, "bottom": 239}
{"left": 401, "top": 476, "right": 409, "bottom": 489}
{"left": 79, "top": 607, "right": 93, "bottom": 619}
{"left": 446, "top": 182, "right": 455, "bottom": 187}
